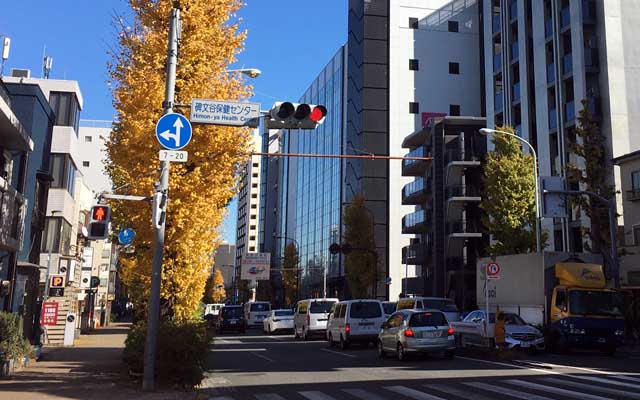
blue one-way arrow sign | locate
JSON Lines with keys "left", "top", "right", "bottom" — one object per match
{"left": 155, "top": 113, "right": 192, "bottom": 150}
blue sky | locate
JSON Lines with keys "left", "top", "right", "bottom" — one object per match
{"left": 0, "top": 0, "right": 347, "bottom": 243}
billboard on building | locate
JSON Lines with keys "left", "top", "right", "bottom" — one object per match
{"left": 240, "top": 252, "right": 271, "bottom": 280}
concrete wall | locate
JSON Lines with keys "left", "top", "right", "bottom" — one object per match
{"left": 77, "top": 122, "right": 113, "bottom": 194}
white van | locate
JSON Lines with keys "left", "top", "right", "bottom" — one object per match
{"left": 204, "top": 303, "right": 224, "bottom": 317}
{"left": 294, "top": 298, "right": 339, "bottom": 340}
{"left": 244, "top": 301, "right": 272, "bottom": 328}
{"left": 326, "top": 299, "right": 385, "bottom": 349}
{"left": 396, "top": 297, "right": 461, "bottom": 322}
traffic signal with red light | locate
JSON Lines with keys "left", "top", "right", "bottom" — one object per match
{"left": 88, "top": 205, "right": 111, "bottom": 240}
{"left": 266, "top": 102, "right": 327, "bottom": 129}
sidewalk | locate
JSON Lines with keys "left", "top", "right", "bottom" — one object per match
{"left": 0, "top": 322, "right": 203, "bottom": 400}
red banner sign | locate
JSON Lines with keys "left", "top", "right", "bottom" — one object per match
{"left": 40, "top": 302, "right": 59, "bottom": 326}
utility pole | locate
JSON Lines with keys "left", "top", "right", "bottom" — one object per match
{"left": 142, "top": 7, "right": 180, "bottom": 391}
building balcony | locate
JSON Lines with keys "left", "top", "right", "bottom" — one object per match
{"left": 402, "top": 209, "right": 429, "bottom": 234}
{"left": 512, "top": 82, "right": 521, "bottom": 102}
{"left": 492, "top": 15, "right": 501, "bottom": 34}
{"left": 446, "top": 185, "right": 481, "bottom": 199}
{"left": 0, "top": 81, "right": 33, "bottom": 152}
{"left": 549, "top": 109, "right": 558, "bottom": 130}
{"left": 627, "top": 189, "right": 640, "bottom": 202}
{"left": 402, "top": 146, "right": 431, "bottom": 176}
{"left": 545, "top": 18, "right": 553, "bottom": 39}
{"left": 402, "top": 178, "right": 429, "bottom": 205}
{"left": 547, "top": 63, "right": 555, "bottom": 84}
{"left": 402, "top": 242, "right": 430, "bottom": 265}
{"left": 447, "top": 220, "right": 482, "bottom": 236}
{"left": 493, "top": 53, "right": 502, "bottom": 73}
{"left": 445, "top": 150, "right": 481, "bottom": 185}
{"left": 561, "top": 7, "right": 571, "bottom": 29}
{"left": 563, "top": 53, "right": 573, "bottom": 76}
{"left": 564, "top": 100, "right": 576, "bottom": 122}
{"left": 0, "top": 179, "right": 27, "bottom": 253}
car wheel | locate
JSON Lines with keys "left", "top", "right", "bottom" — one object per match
{"left": 268, "top": 324, "right": 272, "bottom": 335}
{"left": 397, "top": 343, "right": 406, "bottom": 361}
{"left": 340, "top": 335, "right": 349, "bottom": 350}
{"left": 444, "top": 350, "right": 455, "bottom": 359}
{"left": 377, "top": 340, "right": 386, "bottom": 358}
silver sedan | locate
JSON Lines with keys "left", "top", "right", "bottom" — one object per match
{"left": 377, "top": 309, "right": 456, "bottom": 361}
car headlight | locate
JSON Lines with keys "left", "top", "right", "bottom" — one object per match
{"left": 569, "top": 328, "right": 586, "bottom": 335}
{"left": 614, "top": 330, "right": 624, "bottom": 336}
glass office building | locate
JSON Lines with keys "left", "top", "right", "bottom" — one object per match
{"left": 274, "top": 47, "right": 346, "bottom": 299}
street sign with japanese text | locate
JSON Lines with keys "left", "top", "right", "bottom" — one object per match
{"left": 241, "top": 252, "right": 271, "bottom": 280}
{"left": 156, "top": 113, "right": 192, "bottom": 150}
{"left": 190, "top": 99, "right": 260, "bottom": 127}
{"left": 40, "top": 302, "right": 59, "bottom": 326}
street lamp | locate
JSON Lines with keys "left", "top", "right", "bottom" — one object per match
{"left": 479, "top": 128, "right": 541, "bottom": 253}
{"left": 223, "top": 68, "right": 261, "bottom": 78}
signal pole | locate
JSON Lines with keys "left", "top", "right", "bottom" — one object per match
{"left": 142, "top": 7, "right": 180, "bottom": 391}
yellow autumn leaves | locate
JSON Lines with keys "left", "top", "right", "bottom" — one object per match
{"left": 106, "top": 0, "right": 251, "bottom": 320}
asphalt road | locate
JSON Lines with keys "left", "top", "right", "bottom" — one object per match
{"left": 204, "top": 328, "right": 640, "bottom": 400}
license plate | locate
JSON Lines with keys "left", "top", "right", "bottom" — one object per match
{"left": 230, "top": 320, "right": 236, "bottom": 325}
{"left": 521, "top": 341, "right": 530, "bottom": 348}
{"left": 597, "top": 338, "right": 606, "bottom": 343}
{"left": 359, "top": 322, "right": 374, "bottom": 326}
{"left": 424, "top": 331, "right": 441, "bottom": 338}
{"left": 318, "top": 319, "right": 327, "bottom": 322}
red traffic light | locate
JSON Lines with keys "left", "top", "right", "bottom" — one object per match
{"left": 92, "top": 206, "right": 107, "bottom": 221}
{"left": 310, "top": 105, "right": 327, "bottom": 123}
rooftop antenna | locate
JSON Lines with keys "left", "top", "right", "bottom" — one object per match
{"left": 43, "top": 55, "right": 53, "bottom": 79}
{"left": 1, "top": 36, "right": 10, "bottom": 77}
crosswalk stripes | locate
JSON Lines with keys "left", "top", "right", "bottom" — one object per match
{"left": 463, "top": 381, "right": 555, "bottom": 400}
{"left": 611, "top": 375, "right": 640, "bottom": 383}
{"left": 209, "top": 375, "right": 640, "bottom": 400}
{"left": 341, "top": 388, "right": 388, "bottom": 400}
{"left": 505, "top": 379, "right": 614, "bottom": 400}
{"left": 542, "top": 377, "right": 640, "bottom": 400}
{"left": 383, "top": 386, "right": 446, "bottom": 400}
{"left": 423, "top": 383, "right": 496, "bottom": 400}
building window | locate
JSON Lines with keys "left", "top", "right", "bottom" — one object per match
{"left": 251, "top": 193, "right": 257, "bottom": 198}
{"left": 250, "top": 225, "right": 256, "bottom": 230}
{"left": 252, "top": 173, "right": 258, "bottom": 178}
{"left": 409, "top": 59, "right": 419, "bottom": 71}
{"left": 250, "top": 214, "right": 257, "bottom": 219}
{"left": 409, "top": 102, "right": 419, "bottom": 114}
{"left": 50, "top": 154, "right": 77, "bottom": 196}
{"left": 250, "top": 236, "right": 256, "bottom": 241}
{"left": 448, "top": 21, "right": 459, "bottom": 32}
{"left": 632, "top": 171, "right": 640, "bottom": 192}
{"left": 634, "top": 225, "right": 640, "bottom": 245}
{"left": 449, "top": 62, "right": 460, "bottom": 74}
{"left": 49, "top": 91, "right": 80, "bottom": 132}
{"left": 449, "top": 104, "right": 461, "bottom": 116}
{"left": 41, "top": 217, "right": 72, "bottom": 254}
{"left": 249, "top": 247, "right": 255, "bottom": 252}
{"left": 83, "top": 161, "right": 90, "bottom": 167}
{"left": 251, "top": 204, "right": 257, "bottom": 209}
{"left": 84, "top": 136, "right": 92, "bottom": 142}
{"left": 252, "top": 163, "right": 259, "bottom": 168}
{"left": 252, "top": 183, "right": 258, "bottom": 188}
{"left": 409, "top": 17, "right": 418, "bottom": 29}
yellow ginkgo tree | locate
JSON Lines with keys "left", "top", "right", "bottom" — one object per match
{"left": 106, "top": 0, "right": 251, "bottom": 321}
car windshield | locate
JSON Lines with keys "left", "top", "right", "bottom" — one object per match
{"left": 275, "top": 310, "right": 294, "bottom": 317}
{"left": 502, "top": 313, "right": 526, "bottom": 325}
{"left": 222, "top": 307, "right": 242, "bottom": 317}
{"left": 423, "top": 299, "right": 459, "bottom": 312}
{"left": 250, "top": 303, "right": 270, "bottom": 312}
{"left": 349, "top": 301, "right": 382, "bottom": 319}
{"left": 309, "top": 301, "right": 335, "bottom": 314}
{"left": 383, "top": 302, "right": 396, "bottom": 314}
{"left": 569, "top": 290, "right": 624, "bottom": 317}
{"left": 409, "top": 312, "right": 448, "bottom": 327}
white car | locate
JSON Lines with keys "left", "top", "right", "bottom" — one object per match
{"left": 263, "top": 309, "right": 295, "bottom": 334}
{"left": 327, "top": 299, "right": 386, "bottom": 349}
{"left": 294, "top": 298, "right": 339, "bottom": 340}
{"left": 244, "top": 301, "right": 272, "bottom": 328}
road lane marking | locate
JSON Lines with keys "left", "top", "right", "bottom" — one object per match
{"left": 563, "top": 374, "right": 640, "bottom": 390}
{"left": 210, "top": 348, "right": 267, "bottom": 352}
{"left": 611, "top": 375, "right": 640, "bottom": 383}
{"left": 384, "top": 386, "right": 446, "bottom": 400}
{"left": 517, "top": 360, "right": 640, "bottom": 376}
{"left": 542, "top": 377, "right": 640, "bottom": 399}
{"left": 342, "top": 388, "right": 388, "bottom": 400}
{"left": 320, "top": 348, "right": 358, "bottom": 358}
{"left": 506, "top": 379, "right": 614, "bottom": 400}
{"left": 251, "top": 352, "right": 275, "bottom": 363}
{"left": 464, "top": 382, "right": 554, "bottom": 400}
{"left": 255, "top": 394, "right": 287, "bottom": 400}
{"left": 299, "top": 391, "right": 337, "bottom": 400}
{"left": 424, "top": 383, "right": 494, "bottom": 400}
